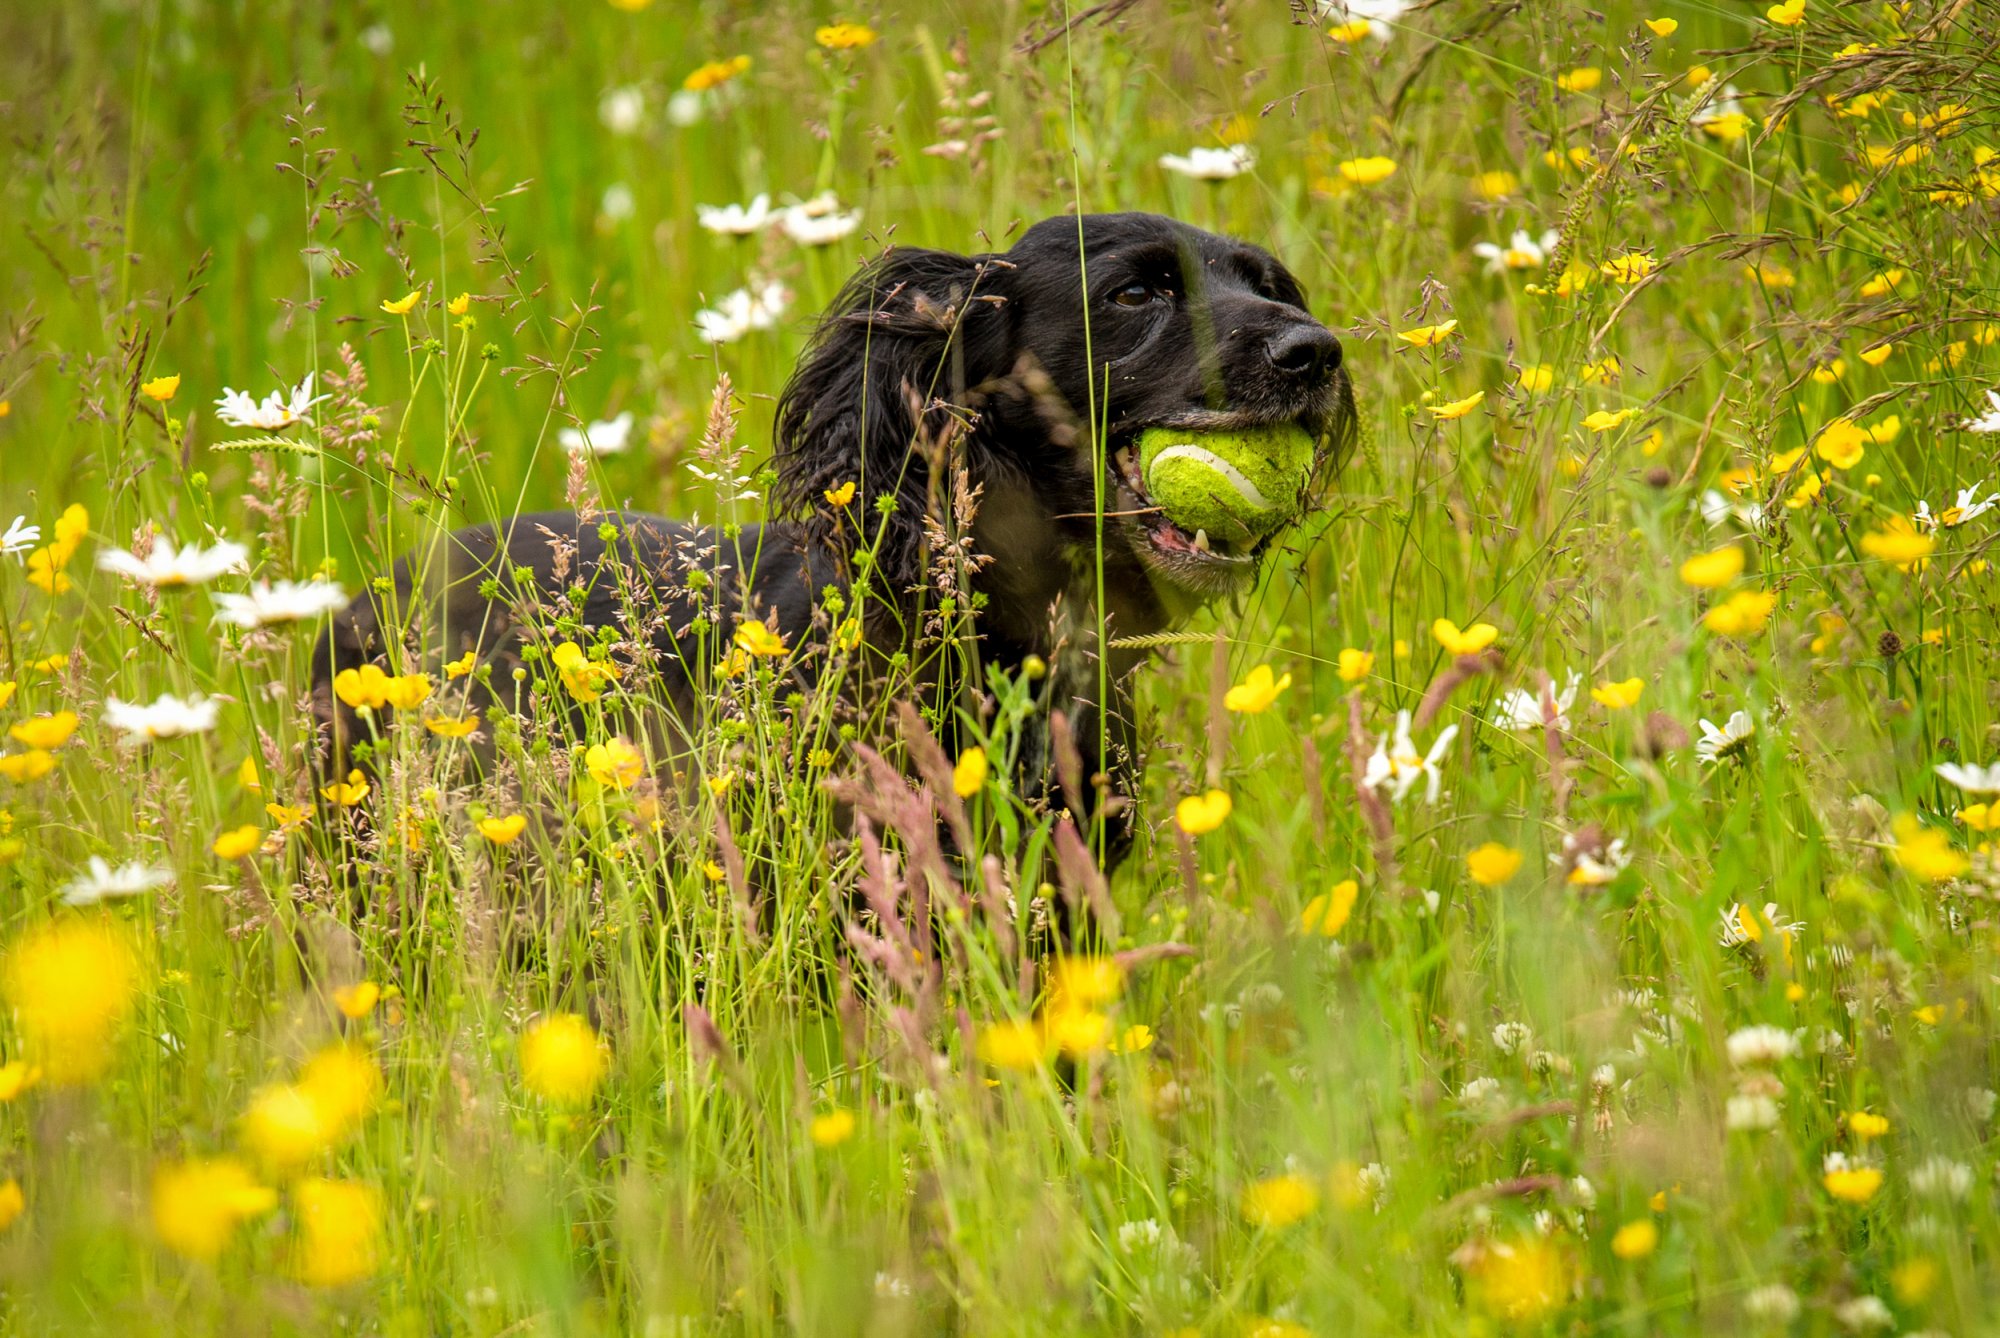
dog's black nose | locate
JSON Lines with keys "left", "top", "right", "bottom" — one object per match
{"left": 1266, "top": 323, "right": 1341, "bottom": 378}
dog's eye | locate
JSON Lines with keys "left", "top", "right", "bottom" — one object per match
{"left": 1111, "top": 283, "right": 1156, "bottom": 307}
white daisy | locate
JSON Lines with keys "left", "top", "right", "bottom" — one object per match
{"left": 103, "top": 693, "right": 220, "bottom": 746}
{"left": 96, "top": 536, "right": 248, "bottom": 588}
{"left": 212, "top": 578, "right": 349, "bottom": 629}
{"left": 693, "top": 280, "right": 791, "bottom": 344}
{"left": 598, "top": 85, "right": 645, "bottom": 136}
{"left": 1913, "top": 482, "right": 1998, "bottom": 530}
{"left": 1315, "top": 0, "right": 1411, "bottom": 40}
{"left": 215, "top": 373, "right": 326, "bottom": 431}
{"left": 1492, "top": 670, "right": 1580, "bottom": 732}
{"left": 557, "top": 411, "right": 636, "bottom": 456}
{"left": 1360, "top": 710, "right": 1458, "bottom": 804}
{"left": 778, "top": 193, "right": 862, "bottom": 246}
{"left": 1964, "top": 388, "right": 2000, "bottom": 433}
{"left": 1935, "top": 760, "right": 2000, "bottom": 794}
{"left": 696, "top": 193, "right": 774, "bottom": 236}
{"left": 1472, "top": 228, "right": 1559, "bottom": 274}
{"left": 1, "top": 516, "right": 40, "bottom": 556}
{"left": 1694, "top": 710, "right": 1755, "bottom": 764}
{"left": 1725, "top": 1024, "right": 1800, "bottom": 1066}
{"left": 1158, "top": 145, "right": 1255, "bottom": 180}
{"left": 62, "top": 856, "right": 173, "bottom": 906}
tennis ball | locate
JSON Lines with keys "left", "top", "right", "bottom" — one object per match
{"left": 1138, "top": 423, "right": 1316, "bottom": 546}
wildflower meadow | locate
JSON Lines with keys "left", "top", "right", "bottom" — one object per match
{"left": 4, "top": 0, "right": 2000, "bottom": 1332}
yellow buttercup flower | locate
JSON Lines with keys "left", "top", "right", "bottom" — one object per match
{"left": 1337, "top": 156, "right": 1398, "bottom": 186}
{"left": 140, "top": 374, "right": 181, "bottom": 402}
{"left": 1174, "top": 789, "right": 1232, "bottom": 836}
{"left": 809, "top": 1108, "right": 856, "bottom": 1148}
{"left": 291, "top": 1177, "right": 383, "bottom": 1287}
{"left": 1466, "top": 842, "right": 1523, "bottom": 886}
{"left": 1431, "top": 391, "right": 1485, "bottom": 421}
{"left": 1432, "top": 618, "right": 1499, "bottom": 656}
{"left": 320, "top": 770, "right": 370, "bottom": 807}
{"left": 478, "top": 814, "right": 527, "bottom": 845}
{"left": 380, "top": 290, "right": 420, "bottom": 316}
{"left": 1610, "top": 1219, "right": 1659, "bottom": 1259}
{"left": 1300, "top": 879, "right": 1359, "bottom": 937}
{"left": 150, "top": 1157, "right": 277, "bottom": 1262}
{"left": 684, "top": 54, "right": 752, "bottom": 91}
{"left": 212, "top": 825, "right": 262, "bottom": 860}
{"left": 3, "top": 916, "right": 141, "bottom": 1085}
{"left": 1859, "top": 517, "right": 1933, "bottom": 572}
{"left": 1766, "top": 0, "right": 1806, "bottom": 26}
{"left": 1891, "top": 813, "right": 1967, "bottom": 881}
{"left": 447, "top": 292, "right": 471, "bottom": 316}
{"left": 8, "top": 712, "right": 77, "bottom": 750}
{"left": 823, "top": 481, "right": 856, "bottom": 507}
{"left": 0, "top": 751, "right": 56, "bottom": 784}
{"left": 332, "top": 982, "right": 380, "bottom": 1020}
{"left": 423, "top": 714, "right": 479, "bottom": 739}
{"left": 1518, "top": 364, "right": 1555, "bottom": 392}
{"left": 1811, "top": 358, "right": 1847, "bottom": 384}
{"left": 1241, "top": 1174, "right": 1320, "bottom": 1229}
{"left": 0, "top": 1061, "right": 41, "bottom": 1102}
{"left": 1043, "top": 1004, "right": 1113, "bottom": 1058}
{"left": 1679, "top": 545, "right": 1745, "bottom": 588}
{"left": 1591, "top": 677, "right": 1644, "bottom": 709}
{"left": 552, "top": 641, "right": 620, "bottom": 702}
{"left": 1644, "top": 17, "right": 1678, "bottom": 37}
{"left": 734, "top": 620, "right": 789, "bottom": 658}
{"left": 1599, "top": 252, "right": 1655, "bottom": 284}
{"left": 584, "top": 737, "right": 644, "bottom": 790}
{"left": 1822, "top": 1166, "right": 1882, "bottom": 1203}
{"left": 1814, "top": 419, "right": 1867, "bottom": 470}
{"left": 1859, "top": 342, "right": 1894, "bottom": 366}
{"left": 814, "top": 21, "right": 877, "bottom": 50}
{"left": 1397, "top": 319, "right": 1458, "bottom": 348}
{"left": 333, "top": 664, "right": 391, "bottom": 710}
{"left": 976, "top": 1018, "right": 1050, "bottom": 1071}
{"left": 1703, "top": 588, "right": 1778, "bottom": 637}
{"left": 1336, "top": 647, "right": 1374, "bottom": 683}
{"left": 1847, "top": 1111, "right": 1890, "bottom": 1140}
{"left": 445, "top": 650, "right": 477, "bottom": 679}
{"left": 265, "top": 802, "right": 310, "bottom": 831}
{"left": 1557, "top": 67, "right": 1602, "bottom": 94}
{"left": 1224, "top": 664, "right": 1293, "bottom": 713}
{"left": 1474, "top": 170, "right": 1519, "bottom": 199}
{"left": 952, "top": 746, "right": 988, "bottom": 797}
{"left": 520, "top": 1014, "right": 608, "bottom": 1106}
{"left": 381, "top": 673, "right": 432, "bottom": 710}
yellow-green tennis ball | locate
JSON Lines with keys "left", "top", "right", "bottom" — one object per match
{"left": 1139, "top": 423, "right": 1316, "bottom": 545}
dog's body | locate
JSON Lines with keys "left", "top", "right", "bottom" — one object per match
{"left": 313, "top": 212, "right": 1351, "bottom": 866}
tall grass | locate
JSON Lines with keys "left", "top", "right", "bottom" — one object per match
{"left": 1, "top": 0, "right": 1998, "bottom": 1332}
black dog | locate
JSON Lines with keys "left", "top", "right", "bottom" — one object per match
{"left": 311, "top": 212, "right": 1352, "bottom": 866}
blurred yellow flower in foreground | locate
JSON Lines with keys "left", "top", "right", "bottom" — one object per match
{"left": 585, "top": 738, "right": 644, "bottom": 790}
{"left": 1591, "top": 677, "right": 1644, "bottom": 709}
{"left": 0, "top": 1061, "right": 40, "bottom": 1101}
{"left": 1610, "top": 1218, "right": 1659, "bottom": 1259}
{"left": 1337, "top": 156, "right": 1397, "bottom": 186}
{"left": 976, "top": 1017, "right": 1051, "bottom": 1071}
{"left": 140, "top": 374, "right": 181, "bottom": 402}
{"left": 1043, "top": 1005, "right": 1113, "bottom": 1058}
{"left": 1891, "top": 814, "right": 1969, "bottom": 882}
{"left": 809, "top": 1108, "right": 856, "bottom": 1148}
{"left": 1859, "top": 517, "right": 1933, "bottom": 572}
{"left": 815, "top": 22, "right": 877, "bottom": 49}
{"left": 1703, "top": 589, "right": 1777, "bottom": 637}
{"left": 1466, "top": 842, "right": 1523, "bottom": 886}
{"left": 1174, "top": 789, "right": 1232, "bottom": 835}
{"left": 0, "top": 750, "right": 56, "bottom": 784}
{"left": 952, "top": 746, "right": 988, "bottom": 797}
{"left": 1474, "top": 170, "right": 1519, "bottom": 199}
{"left": 151, "top": 1157, "right": 277, "bottom": 1261}
{"left": 1336, "top": 648, "right": 1374, "bottom": 683}
{"left": 8, "top": 711, "right": 77, "bottom": 750}
{"left": 1397, "top": 319, "right": 1458, "bottom": 347}
{"left": 332, "top": 982, "right": 380, "bottom": 1020}
{"left": 1432, "top": 618, "right": 1498, "bottom": 656}
{"left": 211, "top": 825, "right": 261, "bottom": 860}
{"left": 0, "top": 1180, "right": 20, "bottom": 1232}
{"left": 1679, "top": 545, "right": 1745, "bottom": 588}
{"left": 1822, "top": 1166, "right": 1882, "bottom": 1203}
{"left": 520, "top": 1013, "right": 609, "bottom": 1106}
{"left": 292, "top": 1177, "right": 383, "bottom": 1287}
{"left": 241, "top": 1044, "right": 384, "bottom": 1169}
{"left": 1300, "top": 879, "right": 1359, "bottom": 937}
{"left": 1241, "top": 1173, "right": 1319, "bottom": 1229}
{"left": 1847, "top": 1111, "right": 1890, "bottom": 1140}
{"left": 1225, "top": 664, "right": 1292, "bottom": 713}
{"left": 684, "top": 54, "right": 752, "bottom": 92}
{"left": 1557, "top": 67, "right": 1601, "bottom": 94}
{"left": 2, "top": 916, "right": 141, "bottom": 1084}
{"left": 1518, "top": 364, "right": 1555, "bottom": 392}
{"left": 1461, "top": 1235, "right": 1571, "bottom": 1320}
{"left": 1051, "top": 956, "right": 1124, "bottom": 1008}
{"left": 479, "top": 813, "right": 528, "bottom": 845}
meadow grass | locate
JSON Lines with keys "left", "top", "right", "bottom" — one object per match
{"left": 1, "top": 0, "right": 1999, "bottom": 1332}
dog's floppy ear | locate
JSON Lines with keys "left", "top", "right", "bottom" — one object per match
{"left": 773, "top": 246, "right": 1011, "bottom": 596}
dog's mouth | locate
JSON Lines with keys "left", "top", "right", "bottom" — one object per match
{"left": 1106, "top": 407, "right": 1329, "bottom": 591}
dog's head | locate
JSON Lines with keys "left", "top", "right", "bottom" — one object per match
{"left": 774, "top": 212, "right": 1354, "bottom": 617}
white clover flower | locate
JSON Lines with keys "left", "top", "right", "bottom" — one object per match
{"left": 215, "top": 373, "right": 325, "bottom": 430}
{"left": 665, "top": 88, "right": 704, "bottom": 127}
{"left": 1115, "top": 1219, "right": 1163, "bottom": 1254}
{"left": 1935, "top": 760, "right": 2000, "bottom": 794}
{"left": 696, "top": 194, "right": 774, "bottom": 236}
{"left": 1694, "top": 710, "right": 1755, "bottom": 764}
{"left": 598, "top": 85, "right": 645, "bottom": 136}
{"left": 1459, "top": 1076, "right": 1502, "bottom": 1105}
{"left": 103, "top": 693, "right": 220, "bottom": 746}
{"left": 1315, "top": 0, "right": 1411, "bottom": 40}
{"left": 1492, "top": 670, "right": 1579, "bottom": 732}
{"left": 1832, "top": 1295, "right": 1893, "bottom": 1331}
{"left": 1568, "top": 1175, "right": 1596, "bottom": 1209}
{"left": 1968, "top": 1087, "right": 1999, "bottom": 1122}
{"left": 1158, "top": 145, "right": 1256, "bottom": 180}
{"left": 1, "top": 516, "right": 39, "bottom": 556}
{"left": 212, "top": 578, "right": 348, "bottom": 629}
{"left": 558, "top": 411, "right": 636, "bottom": 457}
{"left": 1473, "top": 228, "right": 1559, "bottom": 274}
{"left": 1909, "top": 1155, "right": 1973, "bottom": 1200}
{"left": 1726, "top": 1024, "right": 1800, "bottom": 1066}
{"left": 1724, "top": 1092, "right": 1781, "bottom": 1130}
{"left": 1361, "top": 709, "right": 1458, "bottom": 804}
{"left": 1741, "top": 1284, "right": 1801, "bottom": 1323}
{"left": 1491, "top": 1021, "right": 1532, "bottom": 1055}
{"left": 358, "top": 23, "right": 393, "bottom": 55}
{"left": 693, "top": 280, "right": 791, "bottom": 344}
{"left": 600, "top": 182, "right": 636, "bottom": 223}
{"left": 62, "top": 856, "right": 173, "bottom": 906}
{"left": 97, "top": 536, "right": 248, "bottom": 588}
{"left": 873, "top": 1272, "right": 913, "bottom": 1300}
{"left": 779, "top": 193, "right": 862, "bottom": 245}
{"left": 1914, "top": 482, "right": 1998, "bottom": 530}
{"left": 1962, "top": 388, "right": 2000, "bottom": 434}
